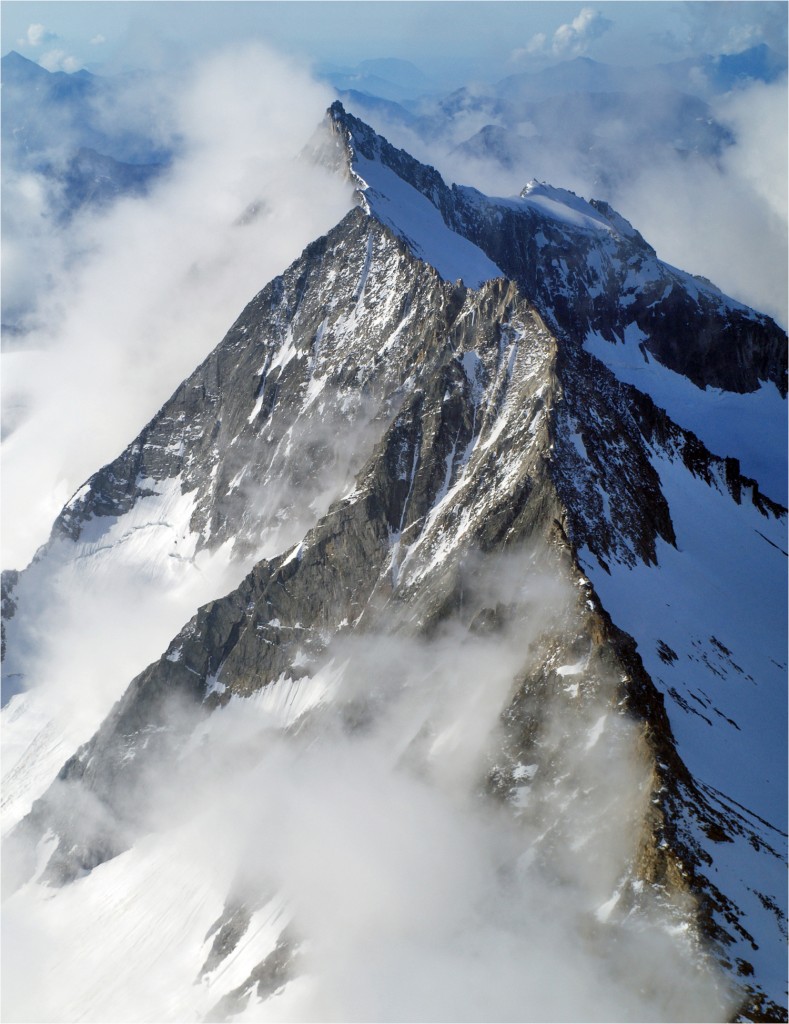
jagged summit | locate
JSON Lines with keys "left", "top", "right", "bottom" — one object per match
{"left": 2, "top": 101, "right": 787, "bottom": 1020}
{"left": 327, "top": 100, "right": 647, "bottom": 261}
{"left": 1, "top": 49, "right": 44, "bottom": 71}
{"left": 329, "top": 104, "right": 783, "bottom": 366}
{"left": 323, "top": 102, "right": 786, "bottom": 498}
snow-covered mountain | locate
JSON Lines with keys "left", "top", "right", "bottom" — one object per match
{"left": 2, "top": 102, "right": 786, "bottom": 1022}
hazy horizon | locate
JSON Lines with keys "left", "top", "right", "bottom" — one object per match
{"left": 3, "top": 1, "right": 787, "bottom": 87}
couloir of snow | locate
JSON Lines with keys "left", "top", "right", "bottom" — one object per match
{"left": 585, "top": 325, "right": 787, "bottom": 503}
{"left": 579, "top": 443, "right": 787, "bottom": 1004}
{"left": 351, "top": 152, "right": 504, "bottom": 287}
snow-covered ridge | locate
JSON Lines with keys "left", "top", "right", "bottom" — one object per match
{"left": 328, "top": 102, "right": 503, "bottom": 288}
{"left": 518, "top": 180, "right": 628, "bottom": 234}
{"left": 328, "top": 101, "right": 785, "bottom": 401}
{"left": 330, "top": 102, "right": 643, "bottom": 249}
{"left": 351, "top": 150, "right": 504, "bottom": 287}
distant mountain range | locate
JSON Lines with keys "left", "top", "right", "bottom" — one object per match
{"left": 1, "top": 50, "right": 171, "bottom": 226}
{"left": 321, "top": 43, "right": 787, "bottom": 106}
{"left": 4, "top": 41, "right": 783, "bottom": 227}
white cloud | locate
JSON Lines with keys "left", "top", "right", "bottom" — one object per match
{"left": 718, "top": 77, "right": 788, "bottom": 226}
{"left": 90, "top": 34, "right": 106, "bottom": 46}
{"left": 678, "top": 1, "right": 788, "bottom": 58}
{"left": 22, "top": 23, "right": 57, "bottom": 47}
{"left": 552, "top": 6, "right": 613, "bottom": 56}
{"left": 523, "top": 7, "right": 614, "bottom": 59}
{"left": 511, "top": 32, "right": 547, "bottom": 63}
{"left": 1, "top": 551, "right": 736, "bottom": 1022}
{"left": 517, "top": 7, "right": 618, "bottom": 61}
{"left": 614, "top": 76, "right": 788, "bottom": 327}
{"left": 38, "top": 49, "right": 83, "bottom": 73}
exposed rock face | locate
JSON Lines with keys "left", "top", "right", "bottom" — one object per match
{"left": 53, "top": 210, "right": 466, "bottom": 558}
{"left": 2, "top": 104, "right": 786, "bottom": 1021}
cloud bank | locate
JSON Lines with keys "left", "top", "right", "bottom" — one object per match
{"left": 517, "top": 6, "right": 614, "bottom": 61}
{"left": 21, "top": 23, "right": 57, "bottom": 48}
{"left": 1, "top": 44, "right": 353, "bottom": 570}
{"left": 551, "top": 6, "right": 613, "bottom": 56}
{"left": 2, "top": 550, "right": 736, "bottom": 1022}
{"left": 615, "top": 76, "right": 788, "bottom": 325}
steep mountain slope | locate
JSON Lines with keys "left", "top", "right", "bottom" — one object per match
{"left": 2, "top": 104, "right": 786, "bottom": 1021}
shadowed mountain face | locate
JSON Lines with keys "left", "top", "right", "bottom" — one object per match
{"left": 2, "top": 102, "right": 786, "bottom": 1022}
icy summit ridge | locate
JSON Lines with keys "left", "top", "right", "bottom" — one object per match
{"left": 324, "top": 102, "right": 785, "bottom": 402}
{"left": 328, "top": 101, "right": 644, "bottom": 245}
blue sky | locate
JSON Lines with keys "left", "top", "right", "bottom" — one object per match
{"left": 3, "top": 1, "right": 787, "bottom": 85}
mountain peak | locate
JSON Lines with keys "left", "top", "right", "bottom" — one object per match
{"left": 1, "top": 49, "right": 46, "bottom": 76}
{"left": 319, "top": 108, "right": 785, "bottom": 382}
{"left": 325, "top": 101, "right": 503, "bottom": 287}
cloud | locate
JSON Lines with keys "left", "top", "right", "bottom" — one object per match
{"left": 1, "top": 44, "right": 353, "bottom": 570}
{"left": 38, "top": 49, "right": 83, "bottom": 73}
{"left": 1, "top": 548, "right": 736, "bottom": 1021}
{"left": 718, "top": 76, "right": 788, "bottom": 225}
{"left": 613, "top": 76, "right": 788, "bottom": 326}
{"left": 509, "top": 32, "right": 548, "bottom": 63}
{"left": 522, "top": 7, "right": 613, "bottom": 60}
{"left": 19, "top": 23, "right": 57, "bottom": 47}
{"left": 552, "top": 7, "right": 613, "bottom": 56}
{"left": 678, "top": 0, "right": 788, "bottom": 57}
{"left": 89, "top": 34, "right": 106, "bottom": 46}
